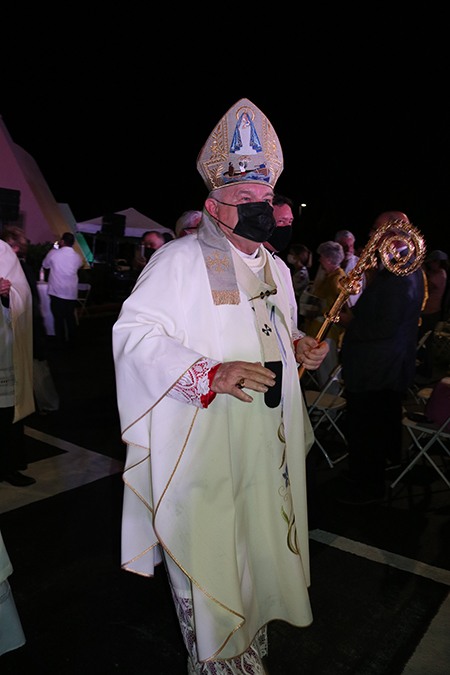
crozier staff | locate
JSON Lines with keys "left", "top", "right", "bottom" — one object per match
{"left": 113, "top": 98, "right": 328, "bottom": 674}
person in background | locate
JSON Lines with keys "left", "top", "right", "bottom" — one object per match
{"left": 132, "top": 230, "right": 168, "bottom": 273}
{"left": 175, "top": 211, "right": 202, "bottom": 238}
{"left": 287, "top": 244, "right": 312, "bottom": 328}
{"left": 416, "top": 249, "right": 448, "bottom": 382}
{"left": 338, "top": 211, "right": 425, "bottom": 505}
{"left": 264, "top": 194, "right": 297, "bottom": 327}
{"left": 304, "top": 241, "right": 345, "bottom": 393}
{"left": 0, "top": 240, "right": 35, "bottom": 487}
{"left": 1, "top": 226, "right": 59, "bottom": 414}
{"left": 42, "top": 232, "right": 82, "bottom": 349}
{"left": 1, "top": 226, "right": 46, "bottom": 362}
{"left": 334, "top": 229, "right": 365, "bottom": 306}
{"left": 0, "top": 530, "right": 26, "bottom": 655}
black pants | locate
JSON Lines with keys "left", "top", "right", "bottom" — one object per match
{"left": 345, "top": 389, "right": 403, "bottom": 495}
{"left": 50, "top": 295, "right": 77, "bottom": 346}
{"left": 0, "top": 407, "right": 26, "bottom": 478}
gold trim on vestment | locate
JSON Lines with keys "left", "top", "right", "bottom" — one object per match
{"left": 150, "top": 401, "right": 251, "bottom": 661}
{"left": 123, "top": 473, "right": 153, "bottom": 513}
{"left": 121, "top": 358, "right": 205, "bottom": 442}
{"left": 119, "top": 258, "right": 311, "bottom": 661}
{"left": 212, "top": 290, "right": 240, "bottom": 305}
{"left": 199, "top": 616, "right": 314, "bottom": 664}
{"left": 121, "top": 360, "right": 205, "bottom": 578}
{"left": 122, "top": 395, "right": 253, "bottom": 660}
{"left": 155, "top": 531, "right": 246, "bottom": 662}
{"left": 121, "top": 542, "right": 160, "bottom": 570}
{"left": 154, "top": 408, "right": 199, "bottom": 515}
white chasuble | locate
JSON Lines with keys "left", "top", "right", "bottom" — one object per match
{"left": 0, "top": 241, "right": 34, "bottom": 422}
{"left": 113, "top": 232, "right": 313, "bottom": 663}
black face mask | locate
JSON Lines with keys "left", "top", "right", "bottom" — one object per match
{"left": 215, "top": 200, "right": 277, "bottom": 243}
{"left": 267, "top": 225, "right": 292, "bottom": 252}
{"left": 144, "top": 247, "right": 156, "bottom": 262}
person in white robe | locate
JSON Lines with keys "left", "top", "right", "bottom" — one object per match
{"left": 113, "top": 99, "right": 328, "bottom": 674}
{"left": 0, "top": 530, "right": 26, "bottom": 655}
{"left": 0, "top": 240, "right": 34, "bottom": 486}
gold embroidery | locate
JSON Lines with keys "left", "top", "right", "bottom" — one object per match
{"left": 262, "top": 117, "right": 283, "bottom": 186}
{"left": 203, "top": 118, "right": 229, "bottom": 190}
{"left": 212, "top": 290, "right": 240, "bottom": 306}
{"left": 278, "top": 420, "right": 300, "bottom": 555}
{"left": 121, "top": 358, "right": 205, "bottom": 442}
{"left": 206, "top": 250, "right": 231, "bottom": 275}
{"left": 208, "top": 120, "right": 229, "bottom": 162}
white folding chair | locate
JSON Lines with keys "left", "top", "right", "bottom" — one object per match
{"left": 75, "top": 283, "right": 91, "bottom": 324}
{"left": 390, "top": 412, "right": 450, "bottom": 490}
{"left": 304, "top": 364, "right": 347, "bottom": 468}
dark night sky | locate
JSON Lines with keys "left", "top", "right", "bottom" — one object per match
{"left": 2, "top": 10, "right": 448, "bottom": 255}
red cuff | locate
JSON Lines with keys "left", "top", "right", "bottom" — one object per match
{"left": 200, "top": 363, "right": 221, "bottom": 409}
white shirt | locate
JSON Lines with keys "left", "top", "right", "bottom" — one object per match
{"left": 343, "top": 253, "right": 365, "bottom": 307}
{"left": 42, "top": 246, "right": 82, "bottom": 300}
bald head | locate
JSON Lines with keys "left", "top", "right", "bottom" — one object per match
{"left": 373, "top": 211, "right": 411, "bottom": 251}
{"left": 374, "top": 211, "right": 409, "bottom": 229}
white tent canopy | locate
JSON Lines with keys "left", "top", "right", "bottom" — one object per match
{"left": 75, "top": 207, "right": 174, "bottom": 239}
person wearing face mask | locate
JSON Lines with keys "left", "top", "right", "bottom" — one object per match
{"left": 132, "top": 230, "right": 168, "bottom": 274}
{"left": 113, "top": 99, "right": 329, "bottom": 674}
{"left": 263, "top": 194, "right": 297, "bottom": 326}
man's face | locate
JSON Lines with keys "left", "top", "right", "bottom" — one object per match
{"left": 338, "top": 236, "right": 354, "bottom": 259}
{"left": 264, "top": 203, "right": 293, "bottom": 253}
{"left": 205, "top": 183, "right": 274, "bottom": 254}
{"left": 143, "top": 233, "right": 164, "bottom": 250}
{"left": 274, "top": 203, "right": 293, "bottom": 228}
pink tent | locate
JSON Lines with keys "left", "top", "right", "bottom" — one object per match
{"left": 0, "top": 115, "right": 75, "bottom": 246}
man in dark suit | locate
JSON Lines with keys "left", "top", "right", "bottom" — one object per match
{"left": 338, "top": 211, "right": 425, "bottom": 505}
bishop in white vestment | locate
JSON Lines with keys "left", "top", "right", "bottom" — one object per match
{"left": 113, "top": 99, "right": 328, "bottom": 674}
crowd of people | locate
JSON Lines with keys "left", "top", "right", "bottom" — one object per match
{"left": 1, "top": 97, "right": 449, "bottom": 671}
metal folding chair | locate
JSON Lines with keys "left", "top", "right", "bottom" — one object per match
{"left": 390, "top": 412, "right": 450, "bottom": 490}
{"left": 434, "top": 321, "right": 450, "bottom": 360}
{"left": 75, "top": 283, "right": 91, "bottom": 324}
{"left": 304, "top": 364, "right": 347, "bottom": 468}
{"left": 408, "top": 330, "right": 432, "bottom": 402}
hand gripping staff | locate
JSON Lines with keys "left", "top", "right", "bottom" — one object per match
{"left": 298, "top": 219, "right": 427, "bottom": 379}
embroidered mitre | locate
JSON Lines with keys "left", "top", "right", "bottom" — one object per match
{"left": 197, "top": 98, "right": 283, "bottom": 192}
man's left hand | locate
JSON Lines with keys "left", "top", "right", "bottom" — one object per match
{"left": 295, "top": 336, "right": 329, "bottom": 370}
